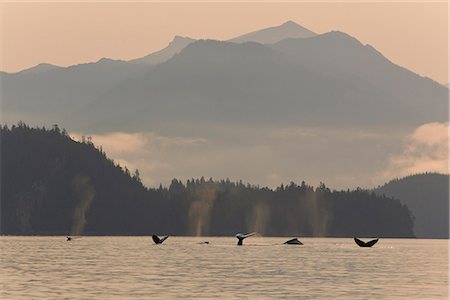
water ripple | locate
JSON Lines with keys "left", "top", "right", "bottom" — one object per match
{"left": 1, "top": 237, "right": 448, "bottom": 299}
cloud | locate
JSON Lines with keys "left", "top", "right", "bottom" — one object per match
{"left": 377, "top": 122, "right": 449, "bottom": 181}
{"left": 71, "top": 131, "right": 207, "bottom": 186}
{"left": 269, "top": 127, "right": 384, "bottom": 142}
{"left": 72, "top": 132, "right": 206, "bottom": 156}
{"left": 70, "top": 125, "right": 422, "bottom": 190}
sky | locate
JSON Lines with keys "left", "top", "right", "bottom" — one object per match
{"left": 0, "top": 1, "right": 448, "bottom": 84}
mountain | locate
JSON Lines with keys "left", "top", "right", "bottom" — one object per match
{"left": 76, "top": 34, "right": 448, "bottom": 133}
{"left": 130, "top": 20, "right": 315, "bottom": 64}
{"left": 129, "top": 36, "right": 195, "bottom": 65}
{"left": 1, "top": 123, "right": 415, "bottom": 237}
{"left": 16, "top": 63, "right": 62, "bottom": 75}
{"left": 374, "top": 173, "right": 449, "bottom": 239}
{"left": 229, "top": 20, "right": 316, "bottom": 44}
{"left": 269, "top": 31, "right": 448, "bottom": 123}
{"left": 1, "top": 57, "right": 151, "bottom": 125}
{"left": 1, "top": 24, "right": 448, "bottom": 134}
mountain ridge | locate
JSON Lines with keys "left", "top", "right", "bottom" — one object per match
{"left": 129, "top": 36, "right": 196, "bottom": 65}
{"left": 5, "top": 21, "right": 318, "bottom": 74}
{"left": 16, "top": 63, "right": 62, "bottom": 75}
{"left": 229, "top": 20, "right": 317, "bottom": 44}
{"left": 77, "top": 32, "right": 448, "bottom": 133}
{"left": 2, "top": 29, "right": 447, "bottom": 134}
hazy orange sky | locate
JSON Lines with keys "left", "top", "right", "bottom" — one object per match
{"left": 0, "top": 1, "right": 448, "bottom": 84}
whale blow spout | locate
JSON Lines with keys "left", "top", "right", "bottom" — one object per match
{"left": 354, "top": 237, "right": 379, "bottom": 247}
{"left": 152, "top": 235, "right": 169, "bottom": 244}
{"left": 235, "top": 232, "right": 257, "bottom": 246}
{"left": 284, "top": 238, "right": 303, "bottom": 245}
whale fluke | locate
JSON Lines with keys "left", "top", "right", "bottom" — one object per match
{"left": 354, "top": 237, "right": 378, "bottom": 247}
{"left": 235, "top": 232, "right": 257, "bottom": 246}
{"left": 284, "top": 238, "right": 303, "bottom": 245}
{"left": 152, "top": 234, "right": 169, "bottom": 244}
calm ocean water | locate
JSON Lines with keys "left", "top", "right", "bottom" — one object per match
{"left": 1, "top": 237, "right": 448, "bottom": 299}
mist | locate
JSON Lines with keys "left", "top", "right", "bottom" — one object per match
{"left": 247, "top": 202, "right": 270, "bottom": 235}
{"left": 188, "top": 181, "right": 217, "bottom": 236}
{"left": 303, "top": 187, "right": 331, "bottom": 237}
{"left": 70, "top": 175, "right": 95, "bottom": 236}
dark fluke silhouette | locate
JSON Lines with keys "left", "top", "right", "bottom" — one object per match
{"left": 66, "top": 236, "right": 72, "bottom": 241}
{"left": 235, "top": 232, "right": 257, "bottom": 246}
{"left": 354, "top": 237, "right": 379, "bottom": 247}
{"left": 200, "top": 241, "right": 210, "bottom": 244}
{"left": 284, "top": 238, "right": 303, "bottom": 245}
{"left": 152, "top": 234, "right": 169, "bottom": 244}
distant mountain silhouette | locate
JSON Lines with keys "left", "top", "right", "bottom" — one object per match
{"left": 374, "top": 173, "right": 449, "bottom": 239}
{"left": 269, "top": 31, "right": 448, "bottom": 125}
{"left": 1, "top": 23, "right": 448, "bottom": 134}
{"left": 129, "top": 36, "right": 196, "bottom": 65}
{"left": 79, "top": 34, "right": 447, "bottom": 133}
{"left": 229, "top": 20, "right": 316, "bottom": 44}
{"left": 1, "top": 57, "right": 150, "bottom": 128}
{"left": 127, "top": 20, "right": 316, "bottom": 65}
{"left": 16, "top": 63, "right": 62, "bottom": 75}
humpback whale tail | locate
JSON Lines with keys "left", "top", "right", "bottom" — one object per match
{"left": 235, "top": 232, "right": 257, "bottom": 245}
{"left": 284, "top": 238, "right": 303, "bottom": 245}
{"left": 152, "top": 234, "right": 169, "bottom": 244}
{"left": 354, "top": 237, "right": 378, "bottom": 247}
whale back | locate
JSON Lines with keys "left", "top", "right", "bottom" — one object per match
{"left": 284, "top": 238, "right": 303, "bottom": 245}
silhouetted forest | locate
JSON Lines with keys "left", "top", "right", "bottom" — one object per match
{"left": 1, "top": 123, "right": 414, "bottom": 237}
{"left": 375, "top": 173, "right": 449, "bottom": 238}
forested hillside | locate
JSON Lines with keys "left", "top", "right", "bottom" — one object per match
{"left": 375, "top": 173, "right": 449, "bottom": 238}
{"left": 1, "top": 124, "right": 414, "bottom": 237}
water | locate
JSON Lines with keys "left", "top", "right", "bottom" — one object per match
{"left": 1, "top": 237, "right": 448, "bottom": 299}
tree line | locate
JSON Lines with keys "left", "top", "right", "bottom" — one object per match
{"left": 1, "top": 123, "right": 414, "bottom": 237}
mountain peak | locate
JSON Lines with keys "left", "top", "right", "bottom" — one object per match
{"left": 17, "top": 63, "right": 61, "bottom": 75}
{"left": 317, "top": 30, "right": 363, "bottom": 47}
{"left": 281, "top": 20, "right": 300, "bottom": 27}
{"left": 129, "top": 36, "right": 195, "bottom": 65}
{"left": 97, "top": 57, "right": 114, "bottom": 63}
{"left": 229, "top": 20, "right": 316, "bottom": 44}
{"left": 172, "top": 35, "right": 193, "bottom": 42}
